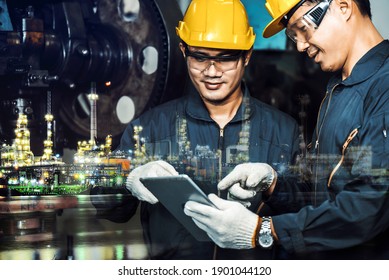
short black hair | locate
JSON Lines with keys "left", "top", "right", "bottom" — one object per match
{"left": 354, "top": 0, "right": 371, "bottom": 19}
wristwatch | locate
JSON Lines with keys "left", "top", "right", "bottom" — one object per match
{"left": 256, "top": 216, "right": 274, "bottom": 249}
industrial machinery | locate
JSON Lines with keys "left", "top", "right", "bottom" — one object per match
{"left": 0, "top": 0, "right": 187, "bottom": 154}
{"left": 0, "top": 0, "right": 187, "bottom": 259}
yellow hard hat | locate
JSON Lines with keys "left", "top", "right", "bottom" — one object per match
{"left": 176, "top": 0, "right": 255, "bottom": 50}
{"left": 262, "top": 0, "right": 305, "bottom": 38}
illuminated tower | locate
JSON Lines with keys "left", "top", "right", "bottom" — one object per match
{"left": 14, "top": 114, "right": 34, "bottom": 166}
{"left": 42, "top": 114, "right": 54, "bottom": 161}
{"left": 132, "top": 126, "right": 146, "bottom": 166}
{"left": 89, "top": 82, "right": 98, "bottom": 148}
{"left": 74, "top": 83, "right": 113, "bottom": 163}
{"left": 104, "top": 135, "right": 112, "bottom": 155}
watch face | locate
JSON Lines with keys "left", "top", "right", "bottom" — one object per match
{"left": 259, "top": 234, "right": 273, "bottom": 248}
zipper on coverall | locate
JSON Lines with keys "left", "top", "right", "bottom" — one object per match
{"left": 213, "top": 127, "right": 224, "bottom": 260}
{"left": 313, "top": 83, "right": 338, "bottom": 206}
{"left": 217, "top": 127, "right": 224, "bottom": 196}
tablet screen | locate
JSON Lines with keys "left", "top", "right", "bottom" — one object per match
{"left": 140, "top": 174, "right": 216, "bottom": 242}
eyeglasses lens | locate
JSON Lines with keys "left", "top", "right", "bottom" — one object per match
{"left": 185, "top": 48, "right": 243, "bottom": 72}
{"left": 286, "top": 17, "right": 317, "bottom": 43}
{"left": 285, "top": 0, "right": 332, "bottom": 44}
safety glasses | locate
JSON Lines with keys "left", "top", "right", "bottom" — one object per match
{"left": 285, "top": 0, "right": 333, "bottom": 44}
{"left": 184, "top": 46, "right": 245, "bottom": 73}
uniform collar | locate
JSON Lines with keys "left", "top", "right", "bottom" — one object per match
{"left": 185, "top": 83, "right": 254, "bottom": 123}
{"left": 328, "top": 40, "right": 389, "bottom": 88}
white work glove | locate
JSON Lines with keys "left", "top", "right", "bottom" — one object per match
{"left": 126, "top": 160, "right": 178, "bottom": 204}
{"left": 184, "top": 194, "right": 259, "bottom": 249}
{"left": 218, "top": 163, "right": 276, "bottom": 202}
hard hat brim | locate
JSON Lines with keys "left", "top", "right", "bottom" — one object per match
{"left": 262, "top": 16, "right": 287, "bottom": 38}
{"left": 262, "top": 0, "right": 304, "bottom": 38}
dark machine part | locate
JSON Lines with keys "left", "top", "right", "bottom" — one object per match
{"left": 0, "top": 0, "right": 187, "bottom": 152}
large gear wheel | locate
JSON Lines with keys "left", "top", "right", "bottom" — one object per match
{"left": 58, "top": 0, "right": 187, "bottom": 145}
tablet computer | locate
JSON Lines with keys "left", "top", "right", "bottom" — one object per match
{"left": 140, "top": 174, "right": 216, "bottom": 242}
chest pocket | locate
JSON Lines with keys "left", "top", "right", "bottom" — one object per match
{"left": 249, "top": 140, "right": 292, "bottom": 166}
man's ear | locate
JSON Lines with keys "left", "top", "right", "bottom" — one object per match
{"left": 179, "top": 42, "right": 186, "bottom": 58}
{"left": 335, "top": 0, "right": 353, "bottom": 21}
{"left": 244, "top": 48, "right": 253, "bottom": 66}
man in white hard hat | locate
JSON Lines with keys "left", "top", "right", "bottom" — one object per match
{"left": 184, "top": 0, "right": 389, "bottom": 259}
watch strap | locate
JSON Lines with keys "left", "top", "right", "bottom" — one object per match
{"left": 256, "top": 216, "right": 273, "bottom": 248}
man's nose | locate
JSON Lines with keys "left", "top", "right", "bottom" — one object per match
{"left": 296, "top": 41, "right": 310, "bottom": 53}
{"left": 203, "top": 61, "right": 222, "bottom": 76}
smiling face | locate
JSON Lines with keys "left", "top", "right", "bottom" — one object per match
{"left": 287, "top": 1, "right": 351, "bottom": 73}
{"left": 180, "top": 43, "right": 251, "bottom": 106}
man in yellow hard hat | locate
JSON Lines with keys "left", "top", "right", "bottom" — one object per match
{"left": 185, "top": 0, "right": 389, "bottom": 259}
{"left": 97, "top": 0, "right": 301, "bottom": 259}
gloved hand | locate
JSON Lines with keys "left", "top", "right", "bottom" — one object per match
{"left": 126, "top": 160, "right": 178, "bottom": 204}
{"left": 184, "top": 194, "right": 259, "bottom": 249}
{"left": 218, "top": 163, "right": 276, "bottom": 202}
